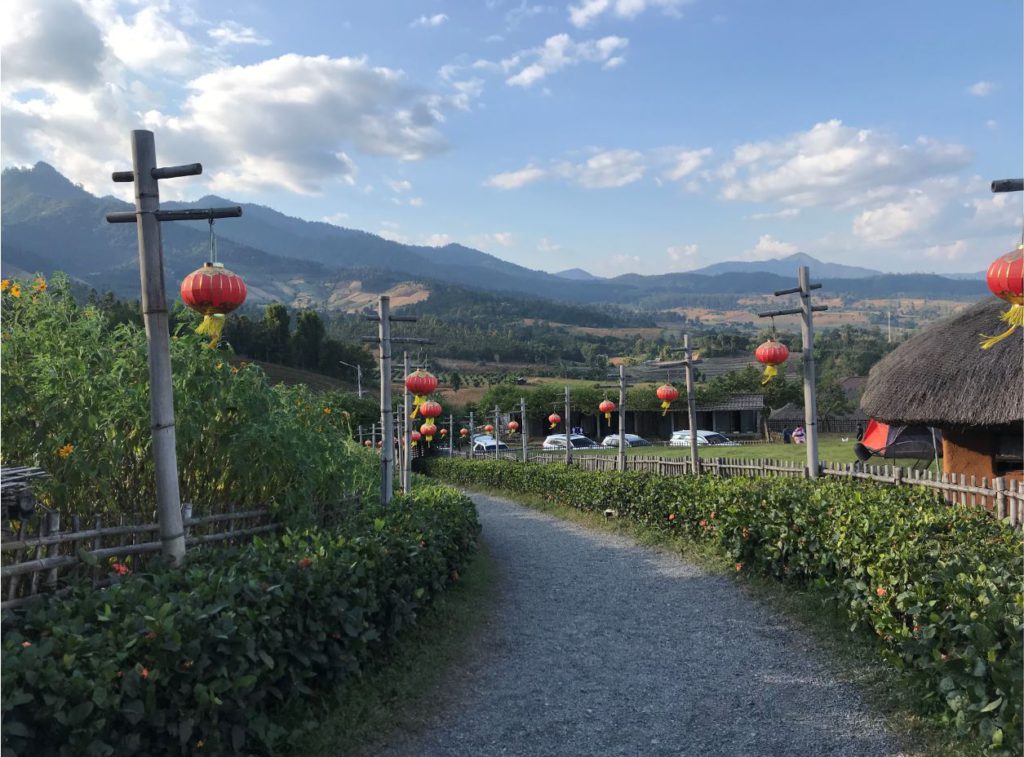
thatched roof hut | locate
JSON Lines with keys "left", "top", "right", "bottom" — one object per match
{"left": 861, "top": 297, "right": 1023, "bottom": 427}
{"left": 860, "top": 297, "right": 1023, "bottom": 481}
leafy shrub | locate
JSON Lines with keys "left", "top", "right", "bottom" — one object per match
{"left": 1, "top": 485, "right": 480, "bottom": 756}
{"left": 1, "top": 274, "right": 377, "bottom": 518}
{"left": 425, "top": 458, "right": 1023, "bottom": 753}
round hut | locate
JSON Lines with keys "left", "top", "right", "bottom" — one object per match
{"left": 860, "top": 297, "right": 1024, "bottom": 482}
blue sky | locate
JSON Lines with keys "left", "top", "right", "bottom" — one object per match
{"left": 2, "top": 0, "right": 1021, "bottom": 275}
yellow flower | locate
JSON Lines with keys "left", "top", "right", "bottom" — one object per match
{"left": 33, "top": 278, "right": 47, "bottom": 292}
{"left": 57, "top": 444, "right": 74, "bottom": 459}
{"left": 215, "top": 362, "right": 223, "bottom": 369}
{"left": 231, "top": 367, "right": 239, "bottom": 375}
{"left": 323, "top": 407, "right": 332, "bottom": 414}
{"left": 9, "top": 284, "right": 21, "bottom": 298}
{"left": 0, "top": 279, "right": 9, "bottom": 292}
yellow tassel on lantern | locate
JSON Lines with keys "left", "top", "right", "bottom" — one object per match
{"left": 660, "top": 400, "right": 671, "bottom": 416}
{"left": 195, "top": 313, "right": 226, "bottom": 348}
{"left": 604, "top": 411, "right": 612, "bottom": 422}
{"left": 411, "top": 395, "right": 424, "bottom": 418}
{"left": 761, "top": 364, "right": 779, "bottom": 385}
{"left": 980, "top": 304, "right": 1024, "bottom": 349}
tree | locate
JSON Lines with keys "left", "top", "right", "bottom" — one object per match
{"left": 292, "top": 310, "right": 325, "bottom": 370}
{"left": 449, "top": 370, "right": 463, "bottom": 393}
{"left": 263, "top": 304, "right": 290, "bottom": 363}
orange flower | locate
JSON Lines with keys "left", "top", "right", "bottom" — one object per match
{"left": 741, "top": 527, "right": 750, "bottom": 540}
{"left": 196, "top": 740, "right": 205, "bottom": 749}
{"left": 710, "top": 511, "right": 716, "bottom": 519}
{"left": 297, "top": 557, "right": 313, "bottom": 569}
{"left": 667, "top": 513, "right": 676, "bottom": 521}
{"left": 9, "top": 284, "right": 21, "bottom": 298}
{"left": 323, "top": 407, "right": 332, "bottom": 414}
{"left": 0, "top": 280, "right": 9, "bottom": 292}
{"left": 215, "top": 362, "right": 223, "bottom": 369}
{"left": 33, "top": 277, "right": 47, "bottom": 292}
{"left": 698, "top": 519, "right": 708, "bottom": 528}
{"left": 112, "top": 562, "right": 130, "bottom": 576}
{"left": 57, "top": 443, "right": 74, "bottom": 459}
{"left": 875, "top": 586, "right": 887, "bottom": 597}
{"left": 735, "top": 563, "right": 743, "bottom": 572}
{"left": 231, "top": 367, "right": 239, "bottom": 374}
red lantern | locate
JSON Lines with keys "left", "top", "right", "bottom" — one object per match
{"left": 405, "top": 370, "right": 439, "bottom": 418}
{"left": 363, "top": 439, "right": 372, "bottom": 448}
{"left": 440, "top": 427, "right": 448, "bottom": 436}
{"left": 420, "top": 422, "right": 437, "bottom": 444}
{"left": 376, "top": 440, "right": 383, "bottom": 448}
{"left": 507, "top": 420, "right": 520, "bottom": 434}
{"left": 981, "top": 244, "right": 1024, "bottom": 349}
{"left": 754, "top": 339, "right": 790, "bottom": 384}
{"left": 419, "top": 400, "right": 443, "bottom": 420}
{"left": 459, "top": 427, "right": 469, "bottom": 437}
{"left": 598, "top": 399, "right": 616, "bottom": 422}
{"left": 656, "top": 385, "right": 678, "bottom": 416}
{"left": 548, "top": 413, "right": 561, "bottom": 430}
{"left": 484, "top": 424, "right": 494, "bottom": 434}
{"left": 410, "top": 430, "right": 422, "bottom": 447}
{"left": 180, "top": 262, "right": 247, "bottom": 347}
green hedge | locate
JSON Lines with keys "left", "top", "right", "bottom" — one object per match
{"left": 426, "top": 458, "right": 1023, "bottom": 753}
{"left": 1, "top": 486, "right": 480, "bottom": 756}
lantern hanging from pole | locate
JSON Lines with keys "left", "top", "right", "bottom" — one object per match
{"left": 656, "top": 385, "right": 678, "bottom": 416}
{"left": 484, "top": 424, "right": 494, "bottom": 434}
{"left": 419, "top": 400, "right": 443, "bottom": 421}
{"left": 980, "top": 244, "right": 1024, "bottom": 349}
{"left": 419, "top": 422, "right": 437, "bottom": 444}
{"left": 440, "top": 427, "right": 448, "bottom": 437}
{"left": 507, "top": 420, "right": 520, "bottom": 434}
{"left": 405, "top": 369, "right": 438, "bottom": 418}
{"left": 180, "top": 262, "right": 247, "bottom": 348}
{"left": 598, "top": 399, "right": 616, "bottom": 422}
{"left": 410, "top": 430, "right": 421, "bottom": 448}
{"left": 548, "top": 412, "right": 561, "bottom": 430}
{"left": 459, "top": 427, "right": 469, "bottom": 438}
{"left": 754, "top": 339, "right": 790, "bottom": 384}
{"left": 363, "top": 439, "right": 372, "bottom": 448}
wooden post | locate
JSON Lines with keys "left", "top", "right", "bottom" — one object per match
{"left": 449, "top": 414, "right": 455, "bottom": 458}
{"left": 494, "top": 405, "right": 501, "bottom": 460}
{"left": 403, "top": 352, "right": 412, "bottom": 494}
{"left": 469, "top": 411, "right": 474, "bottom": 458}
{"left": 618, "top": 365, "right": 626, "bottom": 472}
{"left": 521, "top": 397, "right": 528, "bottom": 463}
{"left": 45, "top": 512, "right": 60, "bottom": 590}
{"left": 684, "top": 334, "right": 700, "bottom": 476}
{"left": 565, "top": 385, "right": 572, "bottom": 465}
{"left": 995, "top": 477, "right": 1007, "bottom": 520}
{"left": 798, "top": 266, "right": 820, "bottom": 478}
{"left": 378, "top": 296, "right": 394, "bottom": 505}
{"left": 128, "top": 131, "right": 186, "bottom": 564}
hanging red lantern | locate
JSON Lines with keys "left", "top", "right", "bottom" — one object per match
{"left": 548, "top": 412, "right": 561, "bottom": 430}
{"left": 420, "top": 422, "right": 437, "bottom": 444}
{"left": 418, "top": 399, "right": 443, "bottom": 420}
{"left": 363, "top": 439, "right": 372, "bottom": 448}
{"left": 484, "top": 424, "right": 494, "bottom": 434}
{"left": 598, "top": 399, "right": 616, "bottom": 422}
{"left": 507, "top": 420, "right": 520, "bottom": 434}
{"left": 405, "top": 370, "right": 439, "bottom": 417}
{"left": 981, "top": 244, "right": 1024, "bottom": 349}
{"left": 376, "top": 440, "right": 383, "bottom": 448}
{"left": 180, "top": 262, "right": 247, "bottom": 347}
{"left": 755, "top": 339, "right": 790, "bottom": 384}
{"left": 459, "top": 427, "right": 469, "bottom": 437}
{"left": 439, "top": 427, "right": 448, "bottom": 437}
{"left": 656, "top": 385, "right": 678, "bottom": 416}
{"left": 410, "top": 430, "right": 422, "bottom": 447}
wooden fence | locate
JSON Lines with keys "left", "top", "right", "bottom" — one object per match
{"left": 1, "top": 497, "right": 361, "bottom": 610}
{"left": 472, "top": 451, "right": 1023, "bottom": 528}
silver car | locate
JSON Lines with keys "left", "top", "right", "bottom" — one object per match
{"left": 601, "top": 433, "right": 651, "bottom": 448}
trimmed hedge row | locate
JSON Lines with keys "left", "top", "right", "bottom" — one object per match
{"left": 426, "top": 458, "right": 1023, "bottom": 753}
{"left": 1, "top": 486, "right": 480, "bottom": 756}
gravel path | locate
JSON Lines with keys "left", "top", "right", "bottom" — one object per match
{"left": 377, "top": 492, "right": 902, "bottom": 757}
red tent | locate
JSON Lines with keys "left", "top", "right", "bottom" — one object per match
{"left": 854, "top": 419, "right": 942, "bottom": 462}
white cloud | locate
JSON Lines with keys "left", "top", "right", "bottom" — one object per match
{"left": 852, "top": 192, "right": 942, "bottom": 242}
{"left": 484, "top": 165, "right": 546, "bottom": 189}
{"left": 386, "top": 178, "right": 413, "bottom": 193}
{"left": 595, "top": 253, "right": 642, "bottom": 275}
{"left": 491, "top": 231, "right": 514, "bottom": 246}
{"left": 924, "top": 240, "right": 968, "bottom": 261}
{"left": 1, "top": 0, "right": 107, "bottom": 90}
{"left": 603, "top": 56, "right": 626, "bottom": 69}
{"left": 568, "top": 0, "right": 691, "bottom": 27}
{"left": 666, "top": 243, "right": 699, "bottom": 270}
{"left": 323, "top": 212, "right": 350, "bottom": 226}
{"left": 662, "top": 147, "right": 712, "bottom": 181}
{"left": 561, "top": 149, "right": 645, "bottom": 188}
{"left": 105, "top": 5, "right": 202, "bottom": 75}
{"left": 719, "top": 119, "right": 971, "bottom": 208}
{"left": 412, "top": 13, "right": 449, "bottom": 28}
{"left": 408, "top": 197, "right": 424, "bottom": 207}
{"left": 505, "top": 33, "right": 628, "bottom": 87}
{"left": 208, "top": 21, "right": 270, "bottom": 46}
{"left": 968, "top": 193, "right": 1024, "bottom": 231}
{"left": 505, "top": 2, "right": 553, "bottom": 29}
{"left": 744, "top": 234, "right": 798, "bottom": 260}
{"left": 424, "top": 233, "right": 452, "bottom": 246}
{"left": 749, "top": 208, "right": 801, "bottom": 220}
{"left": 967, "top": 80, "right": 996, "bottom": 97}
{"left": 538, "top": 237, "right": 561, "bottom": 252}
{"left": 985, "top": 119, "right": 998, "bottom": 130}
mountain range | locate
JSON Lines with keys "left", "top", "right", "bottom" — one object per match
{"left": 1, "top": 162, "right": 989, "bottom": 314}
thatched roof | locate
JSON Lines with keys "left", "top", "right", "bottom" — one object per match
{"left": 860, "top": 297, "right": 1023, "bottom": 427}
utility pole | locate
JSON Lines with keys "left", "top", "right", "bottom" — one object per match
{"left": 449, "top": 414, "right": 454, "bottom": 458}
{"left": 758, "top": 265, "right": 828, "bottom": 478}
{"left": 564, "top": 385, "right": 572, "bottom": 465}
{"left": 469, "top": 411, "right": 475, "bottom": 458}
{"left": 520, "top": 396, "right": 528, "bottom": 463}
{"left": 494, "top": 405, "right": 501, "bottom": 461}
{"left": 618, "top": 365, "right": 627, "bottom": 471}
{"left": 887, "top": 310, "right": 892, "bottom": 344}
{"left": 339, "top": 360, "right": 364, "bottom": 398}
{"left": 403, "top": 352, "right": 412, "bottom": 493}
{"left": 106, "top": 130, "right": 241, "bottom": 565}
{"left": 683, "top": 335, "right": 699, "bottom": 475}
{"left": 361, "top": 297, "right": 428, "bottom": 504}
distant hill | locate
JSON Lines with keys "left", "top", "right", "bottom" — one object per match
{"left": 690, "top": 253, "right": 881, "bottom": 279}
{"left": 554, "top": 268, "right": 603, "bottom": 281}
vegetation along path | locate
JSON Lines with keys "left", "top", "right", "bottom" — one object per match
{"left": 375, "top": 492, "right": 902, "bottom": 757}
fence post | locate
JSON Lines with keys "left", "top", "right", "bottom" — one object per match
{"left": 182, "top": 503, "right": 193, "bottom": 539}
{"left": 894, "top": 467, "right": 903, "bottom": 487}
{"left": 45, "top": 512, "right": 61, "bottom": 590}
{"left": 995, "top": 477, "right": 1006, "bottom": 520}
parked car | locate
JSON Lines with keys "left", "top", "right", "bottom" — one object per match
{"left": 472, "top": 435, "right": 510, "bottom": 452}
{"left": 601, "top": 433, "right": 652, "bottom": 448}
{"left": 669, "top": 430, "right": 739, "bottom": 447}
{"left": 542, "top": 434, "right": 601, "bottom": 449}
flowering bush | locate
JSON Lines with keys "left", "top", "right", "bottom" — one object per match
{"left": 1, "top": 274, "right": 376, "bottom": 517}
{"left": 1, "top": 485, "right": 480, "bottom": 756}
{"left": 426, "top": 458, "right": 1023, "bottom": 753}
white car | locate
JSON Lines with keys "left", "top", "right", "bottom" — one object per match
{"left": 542, "top": 434, "right": 601, "bottom": 450}
{"left": 471, "top": 435, "right": 510, "bottom": 452}
{"left": 601, "top": 433, "right": 652, "bottom": 448}
{"left": 669, "top": 430, "right": 739, "bottom": 447}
